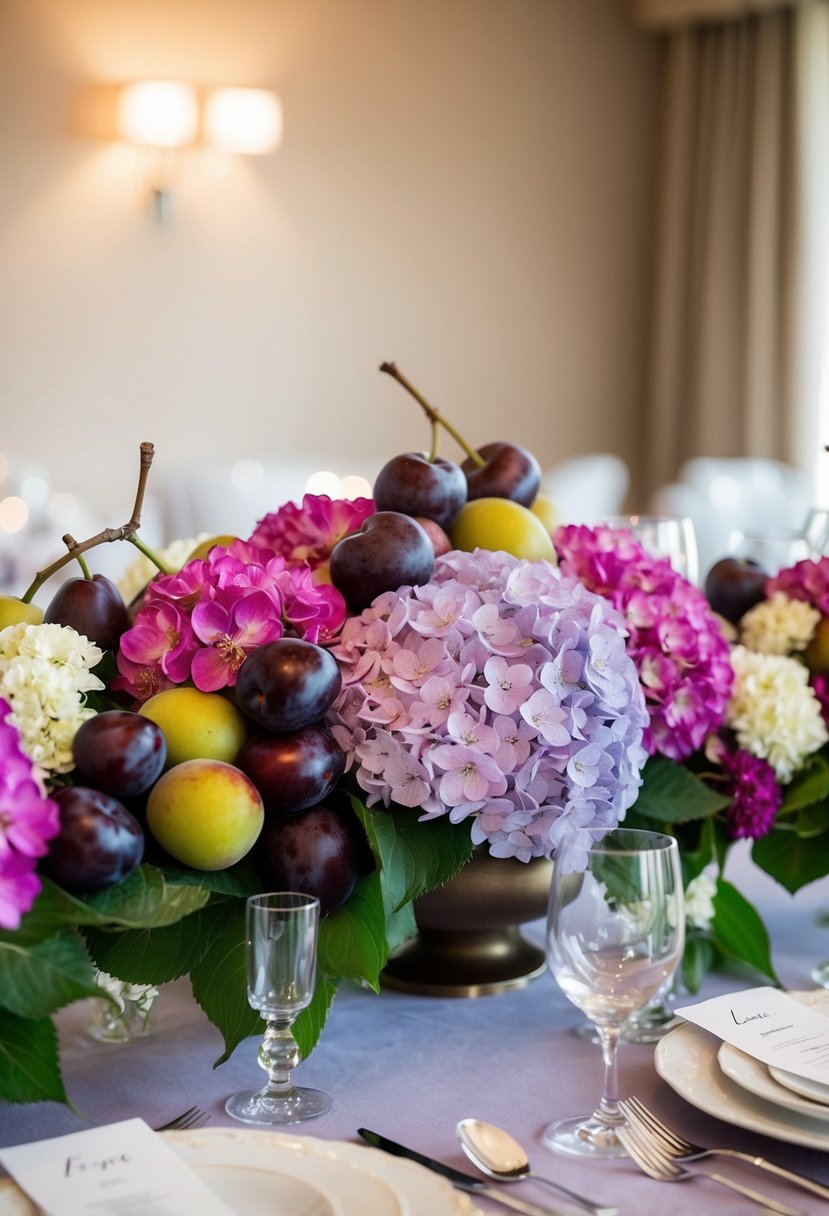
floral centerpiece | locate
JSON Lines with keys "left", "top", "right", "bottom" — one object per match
{"left": 1, "top": 420, "right": 826, "bottom": 1109}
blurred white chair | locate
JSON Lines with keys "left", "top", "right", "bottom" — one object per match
{"left": 648, "top": 456, "right": 813, "bottom": 581}
{"left": 541, "top": 454, "right": 630, "bottom": 526}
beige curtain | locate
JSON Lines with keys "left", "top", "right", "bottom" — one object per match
{"left": 643, "top": 0, "right": 829, "bottom": 499}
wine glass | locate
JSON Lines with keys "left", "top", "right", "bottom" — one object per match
{"left": 543, "top": 828, "right": 684, "bottom": 1159}
{"left": 600, "top": 514, "right": 700, "bottom": 586}
{"left": 225, "top": 892, "right": 332, "bottom": 1125}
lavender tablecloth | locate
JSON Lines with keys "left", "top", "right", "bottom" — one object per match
{"left": 2, "top": 843, "right": 829, "bottom": 1215}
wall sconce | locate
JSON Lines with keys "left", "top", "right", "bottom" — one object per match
{"left": 116, "top": 80, "right": 281, "bottom": 221}
{"left": 204, "top": 88, "right": 282, "bottom": 155}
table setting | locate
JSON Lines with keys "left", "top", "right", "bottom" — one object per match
{"left": 2, "top": 362, "right": 829, "bottom": 1214}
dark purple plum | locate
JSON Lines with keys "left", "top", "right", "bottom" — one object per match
{"left": 236, "top": 725, "right": 345, "bottom": 816}
{"left": 704, "top": 557, "right": 769, "bottom": 623}
{"left": 40, "top": 787, "right": 144, "bottom": 893}
{"left": 43, "top": 574, "right": 130, "bottom": 652}
{"left": 254, "top": 805, "right": 362, "bottom": 915}
{"left": 373, "top": 452, "right": 467, "bottom": 530}
{"left": 72, "top": 710, "right": 166, "bottom": 798}
{"left": 329, "top": 511, "right": 435, "bottom": 610}
{"left": 235, "top": 639, "right": 342, "bottom": 732}
{"left": 462, "top": 441, "right": 541, "bottom": 507}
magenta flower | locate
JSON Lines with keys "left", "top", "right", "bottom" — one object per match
{"left": 720, "top": 748, "right": 782, "bottom": 840}
{"left": 191, "top": 589, "right": 283, "bottom": 691}
{"left": 118, "top": 600, "right": 198, "bottom": 684}
{"left": 555, "top": 525, "right": 733, "bottom": 760}
{"left": 250, "top": 494, "right": 375, "bottom": 574}
{"left": 0, "top": 699, "right": 60, "bottom": 930}
{"left": 767, "top": 557, "right": 829, "bottom": 616}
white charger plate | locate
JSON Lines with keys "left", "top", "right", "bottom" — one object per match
{"left": 0, "top": 1127, "right": 480, "bottom": 1216}
{"left": 656, "top": 1021, "right": 829, "bottom": 1151}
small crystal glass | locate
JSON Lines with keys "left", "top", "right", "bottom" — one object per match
{"left": 225, "top": 892, "right": 332, "bottom": 1125}
{"left": 544, "top": 828, "right": 684, "bottom": 1158}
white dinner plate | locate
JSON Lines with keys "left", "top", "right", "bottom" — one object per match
{"left": 765, "top": 988, "right": 829, "bottom": 1107}
{"left": 0, "top": 1127, "right": 480, "bottom": 1216}
{"left": 656, "top": 1020, "right": 829, "bottom": 1151}
{"left": 718, "top": 1042, "right": 829, "bottom": 1123}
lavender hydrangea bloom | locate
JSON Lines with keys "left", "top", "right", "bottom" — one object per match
{"left": 327, "top": 549, "right": 649, "bottom": 862}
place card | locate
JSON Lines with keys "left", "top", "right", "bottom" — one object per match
{"left": 0, "top": 1118, "right": 237, "bottom": 1216}
{"left": 676, "top": 986, "right": 829, "bottom": 1084}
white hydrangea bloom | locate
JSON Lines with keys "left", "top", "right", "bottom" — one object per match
{"left": 95, "top": 970, "right": 159, "bottom": 1016}
{"left": 740, "top": 592, "right": 820, "bottom": 656}
{"left": 117, "top": 534, "right": 211, "bottom": 604}
{"left": 684, "top": 872, "right": 717, "bottom": 930}
{"left": 0, "top": 622, "right": 104, "bottom": 774}
{"left": 726, "top": 645, "right": 828, "bottom": 782}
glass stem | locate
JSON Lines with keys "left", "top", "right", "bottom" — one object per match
{"left": 594, "top": 1025, "right": 623, "bottom": 1127}
{"left": 258, "top": 1019, "right": 299, "bottom": 1096}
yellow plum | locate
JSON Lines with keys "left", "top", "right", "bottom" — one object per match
{"left": 0, "top": 597, "right": 44, "bottom": 630}
{"left": 146, "top": 758, "right": 264, "bottom": 870}
{"left": 449, "top": 497, "right": 556, "bottom": 562}
{"left": 530, "top": 492, "right": 559, "bottom": 534}
{"left": 139, "top": 686, "right": 247, "bottom": 768}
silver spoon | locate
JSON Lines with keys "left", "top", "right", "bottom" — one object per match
{"left": 456, "top": 1119, "right": 617, "bottom": 1216}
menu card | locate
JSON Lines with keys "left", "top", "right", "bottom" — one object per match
{"left": 0, "top": 1118, "right": 237, "bottom": 1216}
{"left": 676, "top": 986, "right": 829, "bottom": 1084}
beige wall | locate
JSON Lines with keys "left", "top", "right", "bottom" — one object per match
{"left": 0, "top": 0, "right": 660, "bottom": 538}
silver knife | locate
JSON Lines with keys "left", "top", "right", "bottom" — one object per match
{"left": 358, "top": 1128, "right": 582, "bottom": 1216}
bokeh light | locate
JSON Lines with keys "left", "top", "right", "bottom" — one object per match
{"left": 0, "top": 496, "right": 29, "bottom": 533}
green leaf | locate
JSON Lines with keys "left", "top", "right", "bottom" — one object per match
{"left": 384, "top": 901, "right": 417, "bottom": 955}
{"left": 318, "top": 873, "right": 388, "bottom": 991}
{"left": 85, "top": 866, "right": 211, "bottom": 928}
{"left": 190, "top": 903, "right": 260, "bottom": 1067}
{"left": 752, "top": 829, "right": 829, "bottom": 894}
{"left": 681, "top": 933, "right": 716, "bottom": 994}
{"left": 0, "top": 1011, "right": 67, "bottom": 1105}
{"left": 792, "top": 806, "right": 829, "bottom": 839}
{"left": 0, "top": 931, "right": 100, "bottom": 1019}
{"left": 634, "top": 756, "right": 730, "bottom": 823}
{"left": 354, "top": 797, "right": 474, "bottom": 915}
{"left": 83, "top": 900, "right": 235, "bottom": 985}
{"left": 1, "top": 867, "right": 212, "bottom": 948}
{"left": 779, "top": 754, "right": 829, "bottom": 814}
{"left": 159, "top": 865, "right": 262, "bottom": 898}
{"left": 711, "top": 878, "right": 779, "bottom": 984}
{"left": 293, "top": 975, "right": 338, "bottom": 1060}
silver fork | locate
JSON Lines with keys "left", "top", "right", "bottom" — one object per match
{"left": 154, "top": 1106, "right": 210, "bottom": 1132}
{"left": 616, "top": 1120, "right": 810, "bottom": 1216}
{"left": 620, "top": 1096, "right": 829, "bottom": 1203}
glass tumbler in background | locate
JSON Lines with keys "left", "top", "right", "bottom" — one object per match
{"left": 600, "top": 514, "right": 700, "bottom": 586}
{"left": 225, "top": 892, "right": 332, "bottom": 1125}
{"left": 728, "top": 526, "right": 811, "bottom": 575}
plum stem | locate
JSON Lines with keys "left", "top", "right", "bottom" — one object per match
{"left": 65, "top": 538, "right": 92, "bottom": 580}
{"left": 429, "top": 416, "right": 440, "bottom": 463}
{"left": 379, "top": 361, "right": 485, "bottom": 467}
{"left": 20, "top": 441, "right": 169, "bottom": 602}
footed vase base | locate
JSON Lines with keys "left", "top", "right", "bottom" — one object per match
{"left": 382, "top": 926, "right": 546, "bottom": 997}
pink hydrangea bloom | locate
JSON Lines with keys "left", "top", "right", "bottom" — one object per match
{"left": 327, "top": 548, "right": 648, "bottom": 862}
{"left": 555, "top": 525, "right": 733, "bottom": 760}
{"left": 250, "top": 495, "right": 375, "bottom": 575}
{"left": 767, "top": 557, "right": 829, "bottom": 616}
{"left": 115, "top": 535, "right": 347, "bottom": 699}
{"left": 0, "top": 699, "right": 60, "bottom": 930}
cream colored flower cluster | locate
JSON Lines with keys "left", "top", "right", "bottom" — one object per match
{"left": 726, "top": 645, "right": 828, "bottom": 782}
{"left": 739, "top": 591, "right": 820, "bottom": 656}
{"left": 116, "top": 534, "right": 211, "bottom": 605}
{"left": 0, "top": 622, "right": 104, "bottom": 775}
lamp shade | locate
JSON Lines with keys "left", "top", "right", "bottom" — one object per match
{"left": 204, "top": 88, "right": 282, "bottom": 154}
{"left": 118, "top": 81, "right": 199, "bottom": 148}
